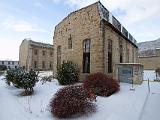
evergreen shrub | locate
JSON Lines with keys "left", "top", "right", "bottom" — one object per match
{"left": 57, "top": 61, "right": 79, "bottom": 85}
{"left": 6, "top": 68, "right": 39, "bottom": 94}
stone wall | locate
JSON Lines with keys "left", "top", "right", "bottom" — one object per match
{"left": 19, "top": 40, "right": 29, "bottom": 68}
{"left": 19, "top": 39, "right": 54, "bottom": 70}
{"left": 103, "top": 22, "right": 138, "bottom": 78}
{"left": 53, "top": 2, "right": 138, "bottom": 80}
{"left": 31, "top": 46, "right": 53, "bottom": 70}
{"left": 139, "top": 56, "right": 160, "bottom": 70}
{"left": 53, "top": 3, "right": 103, "bottom": 77}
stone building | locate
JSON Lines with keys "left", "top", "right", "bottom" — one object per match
{"left": 0, "top": 60, "right": 19, "bottom": 69}
{"left": 139, "top": 48, "right": 160, "bottom": 70}
{"left": 53, "top": 2, "right": 138, "bottom": 80}
{"left": 19, "top": 39, "right": 54, "bottom": 71}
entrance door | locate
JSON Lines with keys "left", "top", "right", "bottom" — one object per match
{"left": 118, "top": 67, "right": 133, "bottom": 83}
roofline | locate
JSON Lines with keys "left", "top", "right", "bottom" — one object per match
{"left": 29, "top": 40, "right": 53, "bottom": 47}
{"left": 54, "top": 1, "right": 99, "bottom": 29}
{"left": 102, "top": 19, "right": 138, "bottom": 48}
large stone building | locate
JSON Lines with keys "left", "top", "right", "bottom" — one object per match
{"left": 19, "top": 39, "right": 54, "bottom": 71}
{"left": 53, "top": 2, "right": 138, "bottom": 80}
{"left": 0, "top": 60, "right": 19, "bottom": 69}
{"left": 139, "top": 48, "right": 160, "bottom": 69}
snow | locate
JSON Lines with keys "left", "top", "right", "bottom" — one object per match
{"left": 143, "top": 70, "right": 156, "bottom": 81}
{"left": 1, "top": 71, "right": 160, "bottom": 120}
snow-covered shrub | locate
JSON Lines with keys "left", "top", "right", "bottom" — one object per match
{"left": 40, "top": 75, "right": 53, "bottom": 85}
{"left": 50, "top": 85, "right": 96, "bottom": 118}
{"left": 6, "top": 68, "right": 39, "bottom": 95}
{"left": 57, "top": 61, "right": 79, "bottom": 85}
{"left": 0, "top": 65, "right": 7, "bottom": 71}
{"left": 83, "top": 72, "right": 120, "bottom": 97}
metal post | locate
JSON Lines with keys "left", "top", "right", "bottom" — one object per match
{"left": 148, "top": 78, "right": 150, "bottom": 93}
{"left": 130, "top": 77, "right": 135, "bottom": 91}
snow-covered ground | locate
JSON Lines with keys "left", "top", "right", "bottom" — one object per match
{"left": 143, "top": 70, "right": 156, "bottom": 81}
{"left": 0, "top": 71, "right": 160, "bottom": 120}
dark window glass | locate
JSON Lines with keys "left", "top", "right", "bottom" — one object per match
{"left": 83, "top": 39, "right": 90, "bottom": 73}
{"left": 119, "top": 41, "right": 123, "bottom": 63}
{"left": 126, "top": 46, "right": 129, "bottom": 63}
{"left": 34, "top": 61, "right": 37, "bottom": 69}
{"left": 50, "top": 61, "right": 52, "bottom": 69}
{"left": 8, "top": 61, "right": 10, "bottom": 65}
{"left": 108, "top": 40, "right": 112, "bottom": 73}
{"left": 42, "top": 51, "right": 46, "bottom": 56}
{"left": 42, "top": 61, "right": 45, "bottom": 68}
{"left": 50, "top": 51, "right": 53, "bottom": 56}
{"left": 34, "top": 50, "right": 38, "bottom": 55}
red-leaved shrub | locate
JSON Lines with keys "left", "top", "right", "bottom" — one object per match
{"left": 50, "top": 85, "right": 96, "bottom": 118}
{"left": 83, "top": 72, "right": 120, "bottom": 97}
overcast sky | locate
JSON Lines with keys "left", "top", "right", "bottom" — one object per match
{"left": 0, "top": 0, "right": 160, "bottom": 60}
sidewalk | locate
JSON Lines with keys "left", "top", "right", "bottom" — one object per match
{"left": 140, "top": 93, "right": 160, "bottom": 120}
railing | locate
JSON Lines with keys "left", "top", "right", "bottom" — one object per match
{"left": 98, "top": 2, "right": 137, "bottom": 46}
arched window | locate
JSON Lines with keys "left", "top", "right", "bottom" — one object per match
{"left": 108, "top": 40, "right": 112, "bottom": 73}
{"left": 83, "top": 39, "right": 90, "bottom": 73}
{"left": 57, "top": 45, "right": 61, "bottom": 67}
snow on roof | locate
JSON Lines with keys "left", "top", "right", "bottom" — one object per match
{"left": 22, "top": 38, "right": 53, "bottom": 49}
{"left": 30, "top": 40, "right": 53, "bottom": 49}
{"left": 98, "top": 2, "right": 137, "bottom": 47}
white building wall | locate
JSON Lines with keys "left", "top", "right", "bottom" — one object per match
{"left": 0, "top": 61, "right": 19, "bottom": 69}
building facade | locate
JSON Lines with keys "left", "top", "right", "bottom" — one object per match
{"left": 53, "top": 2, "right": 138, "bottom": 80}
{"left": 19, "top": 39, "right": 54, "bottom": 71}
{"left": 0, "top": 60, "right": 19, "bottom": 69}
{"left": 139, "top": 48, "right": 160, "bottom": 70}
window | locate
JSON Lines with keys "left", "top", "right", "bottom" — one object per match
{"left": 34, "top": 50, "right": 38, "bottom": 55}
{"left": 132, "top": 48, "right": 135, "bottom": 63}
{"left": 12, "top": 61, "right": 14, "bottom": 65}
{"left": 2, "top": 61, "right": 4, "bottom": 65}
{"left": 8, "top": 61, "right": 10, "bottom": 65}
{"left": 42, "top": 61, "right": 45, "bottom": 68}
{"left": 42, "top": 51, "right": 46, "bottom": 56}
{"left": 108, "top": 40, "right": 112, "bottom": 73}
{"left": 83, "top": 39, "right": 90, "bottom": 73}
{"left": 57, "top": 45, "right": 61, "bottom": 67}
{"left": 50, "top": 51, "right": 53, "bottom": 56}
{"left": 68, "top": 34, "right": 72, "bottom": 49}
{"left": 34, "top": 61, "right": 37, "bottom": 69}
{"left": 119, "top": 41, "right": 123, "bottom": 63}
{"left": 126, "top": 47, "right": 129, "bottom": 63}
{"left": 50, "top": 61, "right": 52, "bottom": 69}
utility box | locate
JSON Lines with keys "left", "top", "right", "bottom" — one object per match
{"left": 116, "top": 63, "right": 143, "bottom": 84}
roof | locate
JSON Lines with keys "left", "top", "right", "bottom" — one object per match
{"left": 22, "top": 39, "right": 53, "bottom": 49}
{"left": 30, "top": 40, "right": 53, "bottom": 49}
